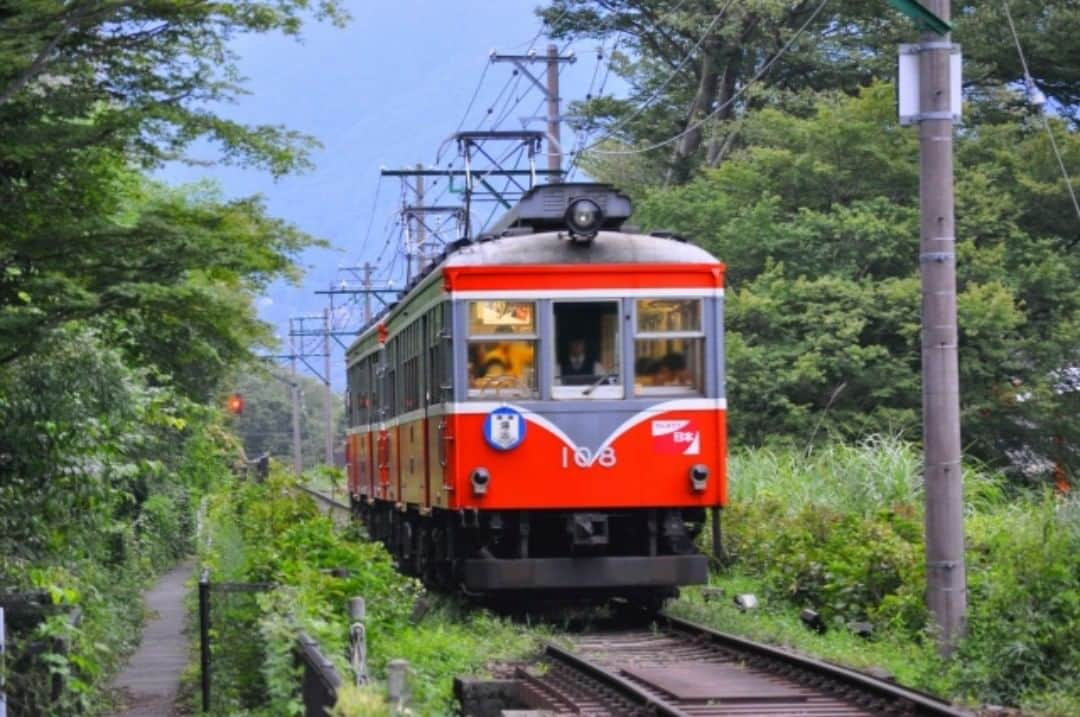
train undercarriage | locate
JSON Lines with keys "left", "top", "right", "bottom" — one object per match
{"left": 353, "top": 498, "right": 709, "bottom": 607}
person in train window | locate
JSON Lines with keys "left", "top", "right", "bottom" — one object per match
{"left": 659, "top": 352, "right": 689, "bottom": 386}
{"left": 635, "top": 356, "right": 660, "bottom": 386}
{"left": 471, "top": 355, "right": 506, "bottom": 387}
{"left": 560, "top": 337, "right": 603, "bottom": 378}
{"left": 481, "top": 357, "right": 508, "bottom": 378}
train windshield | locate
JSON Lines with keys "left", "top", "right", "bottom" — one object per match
{"left": 466, "top": 300, "right": 538, "bottom": 399}
{"left": 553, "top": 301, "right": 621, "bottom": 399}
{"left": 634, "top": 299, "right": 704, "bottom": 396}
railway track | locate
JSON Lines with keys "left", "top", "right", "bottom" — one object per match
{"left": 295, "top": 485, "right": 351, "bottom": 527}
{"left": 496, "top": 614, "right": 970, "bottom": 716}
{"left": 289, "top": 490, "right": 969, "bottom": 715}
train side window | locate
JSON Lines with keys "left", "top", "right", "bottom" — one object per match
{"left": 402, "top": 322, "right": 421, "bottom": 413}
{"left": 366, "top": 358, "right": 375, "bottom": 423}
{"left": 634, "top": 298, "right": 704, "bottom": 396}
{"left": 426, "top": 302, "right": 450, "bottom": 406}
{"left": 385, "top": 338, "right": 397, "bottom": 419}
{"left": 466, "top": 300, "right": 538, "bottom": 399}
{"left": 552, "top": 300, "right": 622, "bottom": 400}
{"left": 358, "top": 357, "right": 366, "bottom": 425}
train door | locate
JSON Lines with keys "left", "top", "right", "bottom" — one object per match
{"left": 400, "top": 322, "right": 426, "bottom": 506}
{"left": 376, "top": 341, "right": 395, "bottom": 501}
{"left": 427, "top": 301, "right": 453, "bottom": 508}
{"left": 420, "top": 312, "right": 431, "bottom": 508}
{"left": 358, "top": 355, "right": 374, "bottom": 498}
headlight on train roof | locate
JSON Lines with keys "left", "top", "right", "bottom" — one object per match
{"left": 565, "top": 198, "right": 603, "bottom": 240}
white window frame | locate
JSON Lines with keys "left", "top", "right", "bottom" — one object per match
{"left": 551, "top": 298, "right": 624, "bottom": 401}
{"left": 466, "top": 300, "right": 539, "bottom": 400}
{"left": 633, "top": 297, "right": 706, "bottom": 397}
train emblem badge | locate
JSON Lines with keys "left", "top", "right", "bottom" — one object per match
{"left": 484, "top": 406, "right": 526, "bottom": 451}
{"left": 651, "top": 419, "right": 701, "bottom": 455}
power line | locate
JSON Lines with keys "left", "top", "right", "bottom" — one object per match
{"left": 1002, "top": 1, "right": 1080, "bottom": 223}
{"left": 584, "top": 42, "right": 606, "bottom": 100}
{"left": 580, "top": 0, "right": 737, "bottom": 151}
{"left": 595, "top": 37, "right": 619, "bottom": 98}
{"left": 506, "top": 2, "right": 574, "bottom": 54}
{"left": 358, "top": 173, "right": 384, "bottom": 255}
{"left": 455, "top": 60, "right": 492, "bottom": 132}
{"left": 567, "top": 37, "right": 623, "bottom": 180}
{"left": 491, "top": 73, "right": 525, "bottom": 129}
{"left": 582, "top": 0, "right": 831, "bottom": 157}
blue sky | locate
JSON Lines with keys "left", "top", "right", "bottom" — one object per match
{"left": 160, "top": 1, "right": 623, "bottom": 388}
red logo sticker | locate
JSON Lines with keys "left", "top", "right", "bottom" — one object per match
{"left": 651, "top": 419, "right": 701, "bottom": 455}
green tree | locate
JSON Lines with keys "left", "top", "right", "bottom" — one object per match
{"left": 0, "top": 1, "right": 342, "bottom": 373}
{"left": 635, "top": 84, "right": 1079, "bottom": 473}
{"left": 541, "top": 0, "right": 1080, "bottom": 180}
{"left": 228, "top": 371, "right": 345, "bottom": 470}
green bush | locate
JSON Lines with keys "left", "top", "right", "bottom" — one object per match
{"left": 709, "top": 436, "right": 1080, "bottom": 714}
{"left": 197, "top": 469, "right": 541, "bottom": 716}
{"left": 946, "top": 496, "right": 1080, "bottom": 710}
{"left": 0, "top": 328, "right": 236, "bottom": 714}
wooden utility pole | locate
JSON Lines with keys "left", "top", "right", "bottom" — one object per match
{"left": 415, "top": 164, "right": 426, "bottom": 267}
{"left": 323, "top": 309, "right": 333, "bottom": 466}
{"left": 545, "top": 43, "right": 563, "bottom": 178}
{"left": 363, "top": 262, "right": 373, "bottom": 322}
{"left": 289, "top": 323, "right": 303, "bottom": 476}
{"left": 916, "top": 0, "right": 966, "bottom": 654}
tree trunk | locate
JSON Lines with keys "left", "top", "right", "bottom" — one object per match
{"left": 706, "top": 49, "right": 742, "bottom": 166}
{"left": 667, "top": 41, "right": 721, "bottom": 184}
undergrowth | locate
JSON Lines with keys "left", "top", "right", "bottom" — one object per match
{"left": 197, "top": 469, "right": 541, "bottom": 716}
{"left": 683, "top": 435, "right": 1080, "bottom": 716}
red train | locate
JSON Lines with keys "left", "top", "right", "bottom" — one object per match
{"left": 344, "top": 183, "right": 726, "bottom": 605}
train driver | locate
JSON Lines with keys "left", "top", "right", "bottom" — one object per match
{"left": 559, "top": 337, "right": 604, "bottom": 380}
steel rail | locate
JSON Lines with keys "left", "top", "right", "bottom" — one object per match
{"left": 294, "top": 485, "right": 351, "bottom": 512}
{"left": 513, "top": 615, "right": 972, "bottom": 716}
{"left": 544, "top": 641, "right": 692, "bottom": 717}
{"left": 659, "top": 614, "right": 972, "bottom": 717}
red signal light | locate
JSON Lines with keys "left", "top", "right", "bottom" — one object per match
{"left": 227, "top": 393, "right": 244, "bottom": 415}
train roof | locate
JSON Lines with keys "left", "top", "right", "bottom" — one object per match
{"left": 442, "top": 229, "right": 719, "bottom": 267}
{"left": 347, "top": 183, "right": 721, "bottom": 354}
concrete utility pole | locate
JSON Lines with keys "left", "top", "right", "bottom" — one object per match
{"left": 916, "top": 0, "right": 966, "bottom": 654}
{"left": 289, "top": 324, "right": 303, "bottom": 476}
{"left": 545, "top": 43, "right": 563, "bottom": 178}
{"left": 415, "top": 164, "right": 426, "bottom": 267}
{"left": 323, "top": 309, "right": 333, "bottom": 466}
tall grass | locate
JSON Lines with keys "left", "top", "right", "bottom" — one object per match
{"left": 729, "top": 435, "right": 923, "bottom": 515}
{"left": 699, "top": 435, "right": 1080, "bottom": 715}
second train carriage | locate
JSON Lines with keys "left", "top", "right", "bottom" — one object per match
{"left": 344, "top": 183, "right": 726, "bottom": 601}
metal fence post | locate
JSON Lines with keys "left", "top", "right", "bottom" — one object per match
{"left": 199, "top": 569, "right": 211, "bottom": 713}
{"left": 348, "top": 597, "right": 367, "bottom": 686}
{"left": 1, "top": 607, "right": 7, "bottom": 717}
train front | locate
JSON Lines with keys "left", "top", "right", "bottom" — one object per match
{"left": 442, "top": 184, "right": 727, "bottom": 603}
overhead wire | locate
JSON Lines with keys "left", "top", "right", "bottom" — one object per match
{"left": 490, "top": 73, "right": 525, "bottom": 129}
{"left": 358, "top": 173, "right": 384, "bottom": 256}
{"left": 595, "top": 37, "right": 619, "bottom": 98}
{"left": 378, "top": 8, "right": 581, "bottom": 256}
{"left": 584, "top": 41, "right": 606, "bottom": 100}
{"left": 580, "top": 0, "right": 737, "bottom": 151}
{"left": 581, "top": 0, "right": 831, "bottom": 157}
{"left": 455, "top": 60, "right": 492, "bottom": 133}
{"left": 506, "top": 1, "right": 574, "bottom": 53}
{"left": 567, "top": 36, "right": 622, "bottom": 180}
{"left": 1002, "top": 1, "right": 1080, "bottom": 223}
